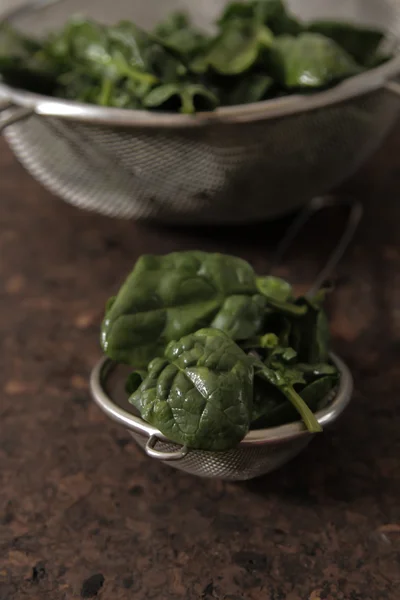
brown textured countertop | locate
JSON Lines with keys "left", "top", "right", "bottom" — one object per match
{"left": 0, "top": 130, "right": 399, "bottom": 600}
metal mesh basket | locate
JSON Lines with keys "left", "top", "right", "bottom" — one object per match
{"left": 1, "top": 0, "right": 400, "bottom": 223}
{"left": 90, "top": 354, "right": 353, "bottom": 481}
{"left": 89, "top": 198, "right": 358, "bottom": 480}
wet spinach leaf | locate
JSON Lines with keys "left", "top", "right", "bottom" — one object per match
{"left": 101, "top": 250, "right": 343, "bottom": 448}
{"left": 251, "top": 373, "right": 337, "bottom": 428}
{"left": 0, "top": 2, "right": 391, "bottom": 112}
{"left": 154, "top": 11, "right": 209, "bottom": 60}
{"left": 270, "top": 33, "right": 362, "bottom": 89}
{"left": 193, "top": 20, "right": 274, "bottom": 75}
{"left": 130, "top": 328, "right": 254, "bottom": 451}
{"left": 101, "top": 251, "right": 263, "bottom": 367}
{"left": 143, "top": 82, "right": 218, "bottom": 113}
{"left": 308, "top": 20, "right": 384, "bottom": 66}
{"left": 289, "top": 296, "right": 331, "bottom": 364}
{"left": 125, "top": 370, "right": 147, "bottom": 395}
{"left": 218, "top": 0, "right": 302, "bottom": 36}
{"left": 256, "top": 275, "right": 293, "bottom": 302}
{"left": 252, "top": 359, "right": 322, "bottom": 432}
{"left": 220, "top": 72, "right": 274, "bottom": 105}
{"left": 0, "top": 23, "right": 58, "bottom": 92}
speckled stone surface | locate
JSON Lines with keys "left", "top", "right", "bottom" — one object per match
{"left": 0, "top": 130, "right": 399, "bottom": 600}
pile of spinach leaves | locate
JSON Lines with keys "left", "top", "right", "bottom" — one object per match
{"left": 101, "top": 251, "right": 340, "bottom": 451}
{"left": 0, "top": 0, "right": 390, "bottom": 114}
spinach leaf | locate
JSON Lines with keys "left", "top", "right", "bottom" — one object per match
{"left": 256, "top": 276, "right": 307, "bottom": 317}
{"left": 270, "top": 32, "right": 362, "bottom": 89}
{"left": 308, "top": 20, "right": 384, "bottom": 66}
{"left": 0, "top": 23, "right": 58, "bottom": 92}
{"left": 289, "top": 297, "right": 331, "bottom": 364}
{"left": 218, "top": 0, "right": 302, "bottom": 36}
{"left": 256, "top": 275, "right": 293, "bottom": 302}
{"left": 101, "top": 251, "right": 263, "bottom": 367}
{"left": 0, "top": 22, "right": 38, "bottom": 56}
{"left": 101, "top": 249, "right": 342, "bottom": 440}
{"left": 129, "top": 328, "right": 254, "bottom": 450}
{"left": 210, "top": 294, "right": 267, "bottom": 340}
{"left": 143, "top": 82, "right": 218, "bottom": 113}
{"left": 251, "top": 374, "right": 286, "bottom": 425}
{"left": 251, "top": 373, "right": 337, "bottom": 428}
{"left": 41, "top": 17, "right": 192, "bottom": 107}
{"left": 220, "top": 72, "right": 274, "bottom": 105}
{"left": 193, "top": 20, "right": 274, "bottom": 75}
{"left": 154, "top": 11, "right": 209, "bottom": 60}
{"left": 0, "top": 3, "right": 390, "bottom": 112}
{"left": 301, "top": 373, "right": 339, "bottom": 407}
{"left": 153, "top": 11, "right": 191, "bottom": 38}
{"left": 252, "top": 358, "right": 322, "bottom": 432}
{"left": 125, "top": 370, "right": 147, "bottom": 395}
{"left": 295, "top": 362, "right": 338, "bottom": 381}
{"left": 217, "top": 2, "right": 256, "bottom": 27}
{"left": 40, "top": 18, "right": 161, "bottom": 106}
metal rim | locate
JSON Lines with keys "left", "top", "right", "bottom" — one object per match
{"left": 90, "top": 352, "right": 353, "bottom": 447}
{"left": 1, "top": 0, "right": 400, "bottom": 127}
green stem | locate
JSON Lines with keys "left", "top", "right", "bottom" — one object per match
{"left": 281, "top": 385, "right": 322, "bottom": 433}
{"left": 99, "top": 77, "right": 113, "bottom": 106}
{"left": 180, "top": 89, "right": 195, "bottom": 114}
{"left": 265, "top": 298, "right": 308, "bottom": 317}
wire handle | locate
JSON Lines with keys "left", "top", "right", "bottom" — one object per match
{"left": 268, "top": 195, "right": 363, "bottom": 296}
{"left": 145, "top": 435, "right": 188, "bottom": 461}
{"left": 0, "top": 104, "right": 34, "bottom": 133}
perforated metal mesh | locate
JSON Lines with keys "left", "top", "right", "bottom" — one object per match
{"left": 2, "top": 0, "right": 400, "bottom": 223}
{"left": 130, "top": 433, "right": 312, "bottom": 480}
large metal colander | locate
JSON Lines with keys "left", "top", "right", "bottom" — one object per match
{"left": 1, "top": 0, "right": 400, "bottom": 224}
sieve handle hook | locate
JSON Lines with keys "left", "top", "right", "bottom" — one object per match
{"left": 0, "top": 102, "right": 34, "bottom": 133}
{"left": 267, "top": 195, "right": 363, "bottom": 296}
{"left": 145, "top": 435, "right": 188, "bottom": 461}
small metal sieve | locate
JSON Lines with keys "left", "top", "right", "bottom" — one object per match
{"left": 89, "top": 196, "right": 359, "bottom": 479}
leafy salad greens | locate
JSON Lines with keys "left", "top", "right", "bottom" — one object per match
{"left": 101, "top": 251, "right": 340, "bottom": 451}
{"left": 0, "top": 0, "right": 390, "bottom": 113}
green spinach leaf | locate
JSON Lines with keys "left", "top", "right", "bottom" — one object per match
{"left": 0, "top": 23, "right": 58, "bottom": 92}
{"left": 256, "top": 275, "right": 293, "bottom": 302}
{"left": 308, "top": 20, "right": 384, "bottom": 66}
{"left": 125, "top": 370, "right": 147, "bottom": 395}
{"left": 295, "top": 362, "right": 338, "bottom": 381}
{"left": 130, "top": 328, "right": 254, "bottom": 450}
{"left": 143, "top": 82, "right": 218, "bottom": 113}
{"left": 270, "top": 32, "right": 362, "bottom": 89}
{"left": 154, "top": 11, "right": 209, "bottom": 60}
{"left": 193, "top": 20, "right": 274, "bottom": 75}
{"left": 251, "top": 374, "right": 286, "bottom": 425}
{"left": 289, "top": 297, "right": 331, "bottom": 364}
{"left": 252, "top": 358, "right": 322, "bottom": 432}
{"left": 0, "top": 3, "right": 390, "bottom": 112}
{"left": 210, "top": 294, "right": 267, "bottom": 340}
{"left": 222, "top": 73, "right": 274, "bottom": 105}
{"left": 251, "top": 372, "right": 337, "bottom": 428}
{"left": 218, "top": 0, "right": 302, "bottom": 36}
{"left": 101, "top": 251, "right": 263, "bottom": 367}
